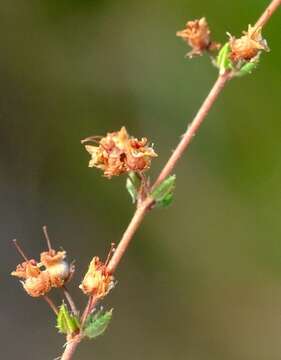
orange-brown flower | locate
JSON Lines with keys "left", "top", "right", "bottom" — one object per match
{"left": 176, "top": 17, "right": 220, "bottom": 58}
{"left": 79, "top": 257, "right": 114, "bottom": 299}
{"left": 229, "top": 25, "right": 269, "bottom": 62}
{"left": 23, "top": 271, "right": 51, "bottom": 297}
{"left": 40, "top": 250, "right": 72, "bottom": 288}
{"left": 11, "top": 260, "right": 51, "bottom": 297}
{"left": 11, "top": 259, "right": 40, "bottom": 279}
{"left": 83, "top": 126, "right": 157, "bottom": 178}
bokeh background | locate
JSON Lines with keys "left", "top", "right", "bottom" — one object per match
{"left": 0, "top": 0, "right": 280, "bottom": 359}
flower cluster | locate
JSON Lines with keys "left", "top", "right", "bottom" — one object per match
{"left": 82, "top": 126, "right": 157, "bottom": 178}
{"left": 176, "top": 17, "right": 220, "bottom": 58}
{"left": 11, "top": 248, "right": 73, "bottom": 297}
{"left": 80, "top": 257, "right": 114, "bottom": 299}
{"left": 229, "top": 25, "right": 269, "bottom": 62}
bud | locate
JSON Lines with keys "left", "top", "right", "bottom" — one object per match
{"left": 82, "top": 126, "right": 157, "bottom": 178}
{"left": 176, "top": 17, "right": 220, "bottom": 58}
{"left": 80, "top": 257, "right": 114, "bottom": 299}
{"left": 40, "top": 250, "right": 72, "bottom": 288}
{"left": 229, "top": 25, "right": 269, "bottom": 62}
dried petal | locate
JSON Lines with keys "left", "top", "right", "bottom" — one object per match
{"left": 177, "top": 17, "right": 220, "bottom": 58}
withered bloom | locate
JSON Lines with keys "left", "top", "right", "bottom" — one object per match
{"left": 83, "top": 126, "right": 157, "bottom": 178}
{"left": 40, "top": 250, "right": 72, "bottom": 288}
{"left": 80, "top": 257, "right": 114, "bottom": 299}
{"left": 23, "top": 271, "right": 51, "bottom": 297}
{"left": 176, "top": 17, "right": 220, "bottom": 58}
{"left": 11, "top": 259, "right": 40, "bottom": 279}
{"left": 229, "top": 25, "right": 269, "bottom": 62}
{"left": 11, "top": 260, "right": 51, "bottom": 297}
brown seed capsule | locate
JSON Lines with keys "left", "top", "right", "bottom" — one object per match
{"left": 229, "top": 25, "right": 269, "bottom": 62}
{"left": 83, "top": 127, "right": 157, "bottom": 178}
{"left": 176, "top": 17, "right": 220, "bottom": 58}
{"left": 79, "top": 257, "right": 114, "bottom": 299}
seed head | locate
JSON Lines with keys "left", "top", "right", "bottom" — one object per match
{"left": 82, "top": 126, "right": 157, "bottom": 178}
{"left": 229, "top": 25, "right": 269, "bottom": 62}
{"left": 176, "top": 17, "right": 220, "bottom": 58}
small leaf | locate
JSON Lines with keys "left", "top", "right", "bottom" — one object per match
{"left": 151, "top": 175, "right": 176, "bottom": 208}
{"left": 235, "top": 59, "right": 259, "bottom": 77}
{"left": 126, "top": 172, "right": 141, "bottom": 203}
{"left": 216, "top": 43, "right": 233, "bottom": 74}
{"left": 83, "top": 308, "right": 113, "bottom": 339}
{"left": 56, "top": 303, "right": 80, "bottom": 335}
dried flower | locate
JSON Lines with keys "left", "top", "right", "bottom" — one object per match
{"left": 11, "top": 259, "right": 40, "bottom": 279}
{"left": 80, "top": 257, "right": 114, "bottom": 299}
{"left": 82, "top": 126, "right": 157, "bottom": 178}
{"left": 176, "top": 17, "right": 220, "bottom": 58}
{"left": 11, "top": 260, "right": 52, "bottom": 297}
{"left": 40, "top": 250, "right": 72, "bottom": 288}
{"left": 229, "top": 25, "right": 269, "bottom": 62}
{"left": 23, "top": 271, "right": 52, "bottom": 297}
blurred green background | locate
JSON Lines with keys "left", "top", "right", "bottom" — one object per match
{"left": 0, "top": 0, "right": 280, "bottom": 359}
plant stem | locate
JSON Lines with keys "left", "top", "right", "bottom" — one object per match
{"left": 107, "top": 71, "right": 232, "bottom": 274}
{"left": 153, "top": 71, "right": 232, "bottom": 189}
{"left": 60, "top": 335, "right": 82, "bottom": 360}
{"left": 107, "top": 0, "right": 281, "bottom": 274}
{"left": 63, "top": 286, "right": 79, "bottom": 316}
{"left": 60, "top": 0, "right": 280, "bottom": 358}
{"left": 44, "top": 295, "right": 58, "bottom": 315}
{"left": 107, "top": 196, "right": 154, "bottom": 273}
{"left": 254, "top": 0, "right": 280, "bottom": 29}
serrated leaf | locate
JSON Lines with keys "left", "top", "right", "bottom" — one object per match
{"left": 83, "top": 308, "right": 113, "bottom": 339}
{"left": 151, "top": 175, "right": 176, "bottom": 208}
{"left": 126, "top": 172, "right": 141, "bottom": 203}
{"left": 235, "top": 60, "right": 259, "bottom": 77}
{"left": 56, "top": 303, "right": 80, "bottom": 335}
{"left": 216, "top": 43, "right": 233, "bottom": 74}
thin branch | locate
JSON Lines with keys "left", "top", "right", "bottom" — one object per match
{"left": 62, "top": 286, "right": 79, "bottom": 316}
{"left": 107, "top": 71, "right": 232, "bottom": 274}
{"left": 60, "top": 0, "right": 280, "bottom": 359}
{"left": 42, "top": 225, "right": 53, "bottom": 251}
{"left": 44, "top": 295, "right": 59, "bottom": 315}
{"left": 254, "top": 0, "right": 281, "bottom": 29}
{"left": 107, "top": 0, "right": 280, "bottom": 275}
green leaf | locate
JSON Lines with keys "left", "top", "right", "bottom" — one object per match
{"left": 151, "top": 175, "right": 176, "bottom": 208}
{"left": 56, "top": 303, "right": 80, "bottom": 335}
{"left": 216, "top": 43, "right": 233, "bottom": 74}
{"left": 126, "top": 172, "right": 141, "bottom": 203}
{"left": 83, "top": 308, "right": 113, "bottom": 339}
{"left": 235, "top": 59, "right": 259, "bottom": 77}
